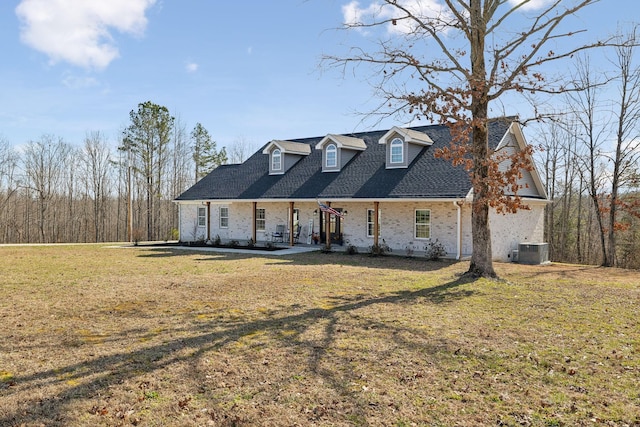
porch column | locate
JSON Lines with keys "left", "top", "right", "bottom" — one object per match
{"left": 252, "top": 201, "right": 257, "bottom": 243}
{"left": 373, "top": 201, "right": 380, "bottom": 248}
{"left": 288, "top": 201, "right": 295, "bottom": 247}
{"left": 206, "top": 202, "right": 211, "bottom": 242}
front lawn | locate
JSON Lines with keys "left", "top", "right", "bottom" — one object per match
{"left": 0, "top": 245, "right": 638, "bottom": 426}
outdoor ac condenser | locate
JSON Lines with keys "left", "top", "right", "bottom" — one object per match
{"left": 518, "top": 243, "right": 549, "bottom": 265}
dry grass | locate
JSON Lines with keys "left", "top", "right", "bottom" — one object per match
{"left": 0, "top": 245, "right": 639, "bottom": 427}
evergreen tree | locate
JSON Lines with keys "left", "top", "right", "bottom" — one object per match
{"left": 191, "top": 122, "right": 227, "bottom": 182}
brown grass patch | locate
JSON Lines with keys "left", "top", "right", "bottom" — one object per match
{"left": 0, "top": 245, "right": 639, "bottom": 426}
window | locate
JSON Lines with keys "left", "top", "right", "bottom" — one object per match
{"left": 390, "top": 138, "right": 404, "bottom": 164}
{"left": 197, "top": 207, "right": 206, "bottom": 227}
{"left": 219, "top": 206, "right": 229, "bottom": 228}
{"left": 256, "top": 208, "right": 266, "bottom": 231}
{"left": 367, "top": 209, "right": 381, "bottom": 237}
{"left": 272, "top": 148, "right": 282, "bottom": 171}
{"left": 415, "top": 209, "right": 431, "bottom": 239}
{"left": 326, "top": 143, "right": 337, "bottom": 168}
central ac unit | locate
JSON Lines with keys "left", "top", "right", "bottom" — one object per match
{"left": 518, "top": 243, "right": 549, "bottom": 265}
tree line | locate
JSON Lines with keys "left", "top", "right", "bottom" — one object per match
{"left": 0, "top": 101, "right": 252, "bottom": 244}
{"left": 537, "top": 29, "right": 640, "bottom": 269}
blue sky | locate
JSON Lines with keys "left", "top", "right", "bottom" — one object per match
{"left": 0, "top": 0, "right": 636, "bottom": 151}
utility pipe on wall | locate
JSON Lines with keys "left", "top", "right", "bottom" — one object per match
{"left": 454, "top": 200, "right": 463, "bottom": 260}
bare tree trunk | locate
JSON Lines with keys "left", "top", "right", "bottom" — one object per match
{"left": 576, "top": 174, "right": 584, "bottom": 263}
{"left": 466, "top": 0, "right": 496, "bottom": 278}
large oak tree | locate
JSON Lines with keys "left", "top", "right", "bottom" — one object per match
{"left": 327, "top": 0, "right": 611, "bottom": 277}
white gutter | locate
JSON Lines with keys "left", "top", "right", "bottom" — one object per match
{"left": 178, "top": 203, "right": 182, "bottom": 242}
{"left": 174, "top": 197, "right": 469, "bottom": 204}
{"left": 454, "top": 200, "right": 463, "bottom": 260}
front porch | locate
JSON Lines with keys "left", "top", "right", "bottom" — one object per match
{"left": 179, "top": 199, "right": 471, "bottom": 260}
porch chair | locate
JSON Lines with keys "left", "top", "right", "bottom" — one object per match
{"left": 272, "top": 224, "right": 285, "bottom": 242}
{"left": 292, "top": 224, "right": 301, "bottom": 243}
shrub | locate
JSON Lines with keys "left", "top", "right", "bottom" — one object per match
{"left": 345, "top": 242, "right": 359, "bottom": 255}
{"left": 320, "top": 244, "right": 333, "bottom": 253}
{"left": 228, "top": 239, "right": 240, "bottom": 248}
{"left": 213, "top": 234, "right": 222, "bottom": 246}
{"left": 168, "top": 228, "right": 179, "bottom": 241}
{"left": 246, "top": 238, "right": 255, "bottom": 248}
{"left": 405, "top": 242, "right": 416, "bottom": 257}
{"left": 369, "top": 239, "right": 391, "bottom": 257}
{"left": 132, "top": 228, "right": 145, "bottom": 246}
{"left": 424, "top": 239, "right": 447, "bottom": 261}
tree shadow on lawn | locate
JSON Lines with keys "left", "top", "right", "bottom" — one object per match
{"left": 135, "top": 246, "right": 460, "bottom": 273}
{"left": 0, "top": 276, "right": 476, "bottom": 426}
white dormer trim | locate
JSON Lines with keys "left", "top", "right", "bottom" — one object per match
{"left": 316, "top": 134, "right": 366, "bottom": 173}
{"left": 262, "top": 140, "right": 311, "bottom": 175}
{"left": 379, "top": 127, "right": 432, "bottom": 169}
{"left": 315, "top": 134, "right": 366, "bottom": 151}
{"left": 262, "top": 140, "right": 311, "bottom": 156}
{"left": 378, "top": 127, "right": 433, "bottom": 146}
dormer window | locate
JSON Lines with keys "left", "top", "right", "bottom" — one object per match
{"left": 262, "top": 140, "right": 311, "bottom": 175}
{"left": 326, "top": 144, "right": 337, "bottom": 168}
{"left": 379, "top": 127, "right": 433, "bottom": 169}
{"left": 272, "top": 148, "right": 282, "bottom": 171}
{"left": 390, "top": 138, "right": 404, "bottom": 164}
{"left": 316, "top": 134, "right": 366, "bottom": 172}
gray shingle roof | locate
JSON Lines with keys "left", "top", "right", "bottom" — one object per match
{"left": 175, "top": 118, "right": 514, "bottom": 201}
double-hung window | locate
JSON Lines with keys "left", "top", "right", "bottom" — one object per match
{"left": 197, "top": 207, "right": 206, "bottom": 227}
{"left": 367, "top": 209, "right": 381, "bottom": 237}
{"left": 256, "top": 208, "right": 266, "bottom": 231}
{"left": 390, "top": 138, "right": 404, "bottom": 164}
{"left": 272, "top": 149, "right": 282, "bottom": 171}
{"left": 219, "top": 207, "right": 229, "bottom": 228}
{"left": 326, "top": 143, "right": 337, "bottom": 168}
{"left": 415, "top": 209, "right": 431, "bottom": 239}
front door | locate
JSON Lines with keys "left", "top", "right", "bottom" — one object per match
{"left": 320, "top": 208, "right": 343, "bottom": 245}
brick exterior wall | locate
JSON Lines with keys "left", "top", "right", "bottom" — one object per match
{"left": 178, "top": 200, "right": 544, "bottom": 261}
{"left": 489, "top": 202, "right": 546, "bottom": 261}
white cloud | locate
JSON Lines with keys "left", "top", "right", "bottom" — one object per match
{"left": 508, "top": 0, "right": 555, "bottom": 11}
{"left": 186, "top": 62, "right": 198, "bottom": 73}
{"left": 15, "top": 0, "right": 157, "bottom": 70}
{"left": 342, "top": 0, "right": 450, "bottom": 35}
{"left": 342, "top": 1, "right": 379, "bottom": 27}
{"left": 62, "top": 73, "right": 99, "bottom": 89}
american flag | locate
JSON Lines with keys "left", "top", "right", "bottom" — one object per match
{"left": 317, "top": 200, "right": 344, "bottom": 218}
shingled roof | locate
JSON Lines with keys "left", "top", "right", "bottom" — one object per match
{"left": 175, "top": 118, "right": 515, "bottom": 201}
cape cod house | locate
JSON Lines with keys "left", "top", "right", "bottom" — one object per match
{"left": 174, "top": 118, "right": 548, "bottom": 261}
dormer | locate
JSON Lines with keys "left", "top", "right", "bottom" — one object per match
{"left": 315, "top": 134, "right": 366, "bottom": 172}
{"left": 262, "top": 140, "right": 311, "bottom": 175}
{"left": 378, "top": 127, "right": 433, "bottom": 169}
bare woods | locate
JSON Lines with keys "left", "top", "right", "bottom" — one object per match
{"left": 0, "top": 102, "right": 234, "bottom": 245}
